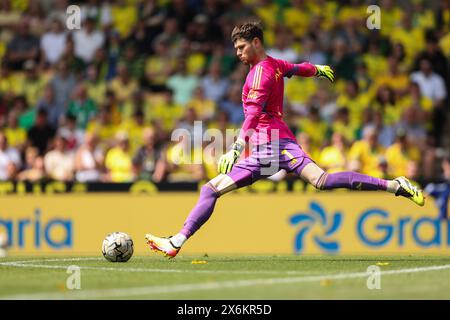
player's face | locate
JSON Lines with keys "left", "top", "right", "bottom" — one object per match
{"left": 234, "top": 38, "right": 256, "bottom": 65}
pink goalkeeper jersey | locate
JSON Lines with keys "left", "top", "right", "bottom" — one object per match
{"left": 240, "top": 56, "right": 317, "bottom": 145}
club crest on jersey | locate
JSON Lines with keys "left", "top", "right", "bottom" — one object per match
{"left": 248, "top": 89, "right": 258, "bottom": 100}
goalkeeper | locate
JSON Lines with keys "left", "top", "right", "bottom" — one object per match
{"left": 146, "top": 22, "right": 424, "bottom": 258}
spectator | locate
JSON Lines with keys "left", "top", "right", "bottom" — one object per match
{"left": 132, "top": 128, "right": 166, "bottom": 182}
{"left": 347, "top": 125, "right": 385, "bottom": 178}
{"left": 119, "top": 108, "right": 150, "bottom": 155}
{"left": 200, "top": 60, "right": 230, "bottom": 104}
{"left": 40, "top": 18, "right": 67, "bottom": 66}
{"left": 85, "top": 64, "right": 107, "bottom": 107}
{"left": 410, "top": 58, "right": 447, "bottom": 106}
{"left": 152, "top": 17, "right": 183, "bottom": 57}
{"left": 186, "top": 86, "right": 216, "bottom": 122}
{"left": 167, "top": 60, "right": 199, "bottom": 105}
{"left": 119, "top": 43, "right": 145, "bottom": 81}
{"left": 410, "top": 57, "right": 447, "bottom": 146}
{"left": 86, "top": 106, "right": 117, "bottom": 151}
{"left": 49, "top": 59, "right": 77, "bottom": 109}
{"left": 219, "top": 84, "right": 244, "bottom": 126}
{"left": 5, "top": 18, "right": 39, "bottom": 70}
{"left": 104, "top": 131, "right": 135, "bottom": 182}
{"left": 327, "top": 37, "right": 356, "bottom": 81}
{"left": 73, "top": 16, "right": 105, "bottom": 64}
{"left": 17, "top": 147, "right": 45, "bottom": 182}
{"left": 67, "top": 84, "right": 98, "bottom": 130}
{"left": 44, "top": 135, "right": 75, "bottom": 181}
{"left": 144, "top": 37, "right": 176, "bottom": 91}
{"left": 148, "top": 89, "right": 184, "bottom": 133}
{"left": 385, "top": 129, "right": 421, "bottom": 178}
{"left": 27, "top": 109, "right": 56, "bottom": 156}
{"left": 36, "top": 84, "right": 64, "bottom": 129}
{"left": 3, "top": 111, "right": 26, "bottom": 151}
{"left": 0, "top": 132, "right": 21, "bottom": 180}
{"left": 398, "top": 106, "right": 427, "bottom": 148}
{"left": 108, "top": 62, "right": 139, "bottom": 104}
{"left": 165, "top": 132, "right": 205, "bottom": 183}
{"left": 60, "top": 37, "right": 85, "bottom": 75}
{"left": 413, "top": 33, "right": 448, "bottom": 87}
{"left": 267, "top": 25, "right": 299, "bottom": 63}
{"left": 319, "top": 132, "right": 348, "bottom": 173}
{"left": 298, "top": 35, "right": 326, "bottom": 66}
{"left": 110, "top": 0, "right": 138, "bottom": 38}
{"left": 74, "top": 132, "right": 104, "bottom": 182}
{"left": 425, "top": 156, "right": 450, "bottom": 220}
{"left": 58, "top": 114, "right": 85, "bottom": 152}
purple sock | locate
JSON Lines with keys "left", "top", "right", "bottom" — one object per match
{"left": 323, "top": 172, "right": 387, "bottom": 191}
{"left": 180, "top": 184, "right": 219, "bottom": 238}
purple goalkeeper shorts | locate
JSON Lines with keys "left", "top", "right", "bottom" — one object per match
{"left": 227, "top": 138, "right": 314, "bottom": 188}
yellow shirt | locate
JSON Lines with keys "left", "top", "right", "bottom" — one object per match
{"left": 337, "top": 4, "right": 367, "bottom": 23}
{"left": 255, "top": 3, "right": 279, "bottom": 30}
{"left": 86, "top": 81, "right": 106, "bottom": 106}
{"left": 336, "top": 93, "right": 371, "bottom": 126}
{"left": 86, "top": 121, "right": 118, "bottom": 147}
{"left": 307, "top": 1, "right": 338, "bottom": 31}
{"left": 390, "top": 26, "right": 425, "bottom": 65}
{"left": 374, "top": 73, "right": 410, "bottom": 94}
{"left": 362, "top": 54, "right": 388, "bottom": 79}
{"left": 331, "top": 121, "right": 358, "bottom": 143}
{"left": 186, "top": 98, "right": 216, "bottom": 121}
{"left": 108, "top": 77, "right": 139, "bottom": 103}
{"left": 385, "top": 142, "right": 420, "bottom": 178}
{"left": 166, "top": 144, "right": 204, "bottom": 182}
{"left": 0, "top": 72, "right": 22, "bottom": 95}
{"left": 119, "top": 121, "right": 152, "bottom": 155}
{"left": 149, "top": 102, "right": 184, "bottom": 131}
{"left": 16, "top": 76, "right": 46, "bottom": 107}
{"left": 285, "top": 77, "right": 318, "bottom": 105}
{"left": 105, "top": 147, "right": 134, "bottom": 182}
{"left": 439, "top": 32, "right": 450, "bottom": 57}
{"left": 348, "top": 140, "right": 385, "bottom": 178}
{"left": 297, "top": 118, "right": 328, "bottom": 149}
{"left": 319, "top": 145, "right": 347, "bottom": 173}
{"left": 283, "top": 6, "right": 311, "bottom": 37}
{"left": 379, "top": 7, "right": 403, "bottom": 36}
{"left": 3, "top": 127, "right": 26, "bottom": 148}
{"left": 111, "top": 4, "right": 137, "bottom": 38}
{"left": 145, "top": 56, "right": 176, "bottom": 86}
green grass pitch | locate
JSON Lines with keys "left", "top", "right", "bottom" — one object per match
{"left": 1, "top": 255, "right": 450, "bottom": 299}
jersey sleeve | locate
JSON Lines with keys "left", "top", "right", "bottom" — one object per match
{"left": 278, "top": 59, "right": 317, "bottom": 78}
{"left": 238, "top": 65, "right": 273, "bottom": 142}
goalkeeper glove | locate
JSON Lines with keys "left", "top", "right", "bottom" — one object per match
{"left": 218, "top": 139, "right": 245, "bottom": 174}
{"left": 315, "top": 65, "right": 335, "bottom": 82}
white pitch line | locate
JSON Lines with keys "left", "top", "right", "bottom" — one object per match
{"left": 0, "top": 257, "right": 315, "bottom": 276}
{"left": 2, "top": 263, "right": 450, "bottom": 300}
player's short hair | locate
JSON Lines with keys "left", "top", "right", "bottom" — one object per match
{"left": 231, "top": 21, "right": 264, "bottom": 44}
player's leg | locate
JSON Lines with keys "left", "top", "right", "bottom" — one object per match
{"left": 297, "top": 162, "right": 424, "bottom": 206}
{"left": 179, "top": 167, "right": 255, "bottom": 239}
{"left": 145, "top": 161, "right": 260, "bottom": 258}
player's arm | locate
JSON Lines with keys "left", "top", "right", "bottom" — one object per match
{"left": 218, "top": 66, "right": 270, "bottom": 174}
{"left": 282, "top": 61, "right": 335, "bottom": 82}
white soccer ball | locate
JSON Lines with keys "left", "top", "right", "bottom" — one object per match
{"left": 102, "top": 232, "right": 134, "bottom": 262}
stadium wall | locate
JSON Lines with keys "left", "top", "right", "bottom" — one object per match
{"left": 0, "top": 190, "right": 449, "bottom": 256}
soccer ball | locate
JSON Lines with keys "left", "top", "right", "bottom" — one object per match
{"left": 102, "top": 232, "right": 134, "bottom": 262}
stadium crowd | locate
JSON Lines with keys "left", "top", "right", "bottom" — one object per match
{"left": 0, "top": 0, "right": 449, "bottom": 186}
